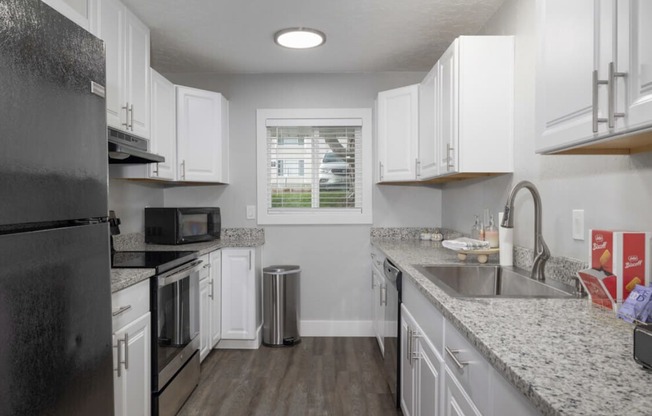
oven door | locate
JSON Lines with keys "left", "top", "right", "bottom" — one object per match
{"left": 154, "top": 260, "right": 201, "bottom": 390}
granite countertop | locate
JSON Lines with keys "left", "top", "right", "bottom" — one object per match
{"left": 372, "top": 238, "right": 652, "bottom": 416}
{"left": 110, "top": 229, "right": 265, "bottom": 293}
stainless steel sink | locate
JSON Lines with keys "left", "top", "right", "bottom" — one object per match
{"left": 412, "top": 264, "right": 577, "bottom": 298}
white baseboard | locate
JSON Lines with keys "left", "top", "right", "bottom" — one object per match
{"left": 215, "top": 325, "right": 262, "bottom": 350}
{"left": 300, "top": 320, "right": 373, "bottom": 337}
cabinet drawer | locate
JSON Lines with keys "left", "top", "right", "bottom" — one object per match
{"left": 444, "top": 320, "right": 491, "bottom": 415}
{"left": 112, "top": 279, "right": 150, "bottom": 331}
{"left": 198, "top": 254, "right": 210, "bottom": 281}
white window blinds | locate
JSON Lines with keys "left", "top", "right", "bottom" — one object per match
{"left": 265, "top": 123, "right": 363, "bottom": 212}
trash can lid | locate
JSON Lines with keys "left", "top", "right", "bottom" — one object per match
{"left": 263, "top": 265, "right": 301, "bottom": 275}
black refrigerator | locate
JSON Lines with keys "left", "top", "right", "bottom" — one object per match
{"left": 0, "top": 1, "right": 114, "bottom": 415}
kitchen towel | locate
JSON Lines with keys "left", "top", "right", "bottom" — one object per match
{"left": 442, "top": 237, "right": 490, "bottom": 251}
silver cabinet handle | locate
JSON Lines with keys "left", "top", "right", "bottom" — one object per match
{"left": 379, "top": 161, "right": 384, "bottom": 181}
{"left": 114, "top": 338, "right": 123, "bottom": 377}
{"left": 249, "top": 251, "right": 252, "bottom": 270}
{"left": 380, "top": 284, "right": 387, "bottom": 306}
{"left": 112, "top": 305, "right": 131, "bottom": 317}
{"left": 415, "top": 158, "right": 420, "bottom": 178}
{"left": 208, "top": 279, "right": 214, "bottom": 299}
{"left": 181, "top": 160, "right": 186, "bottom": 180}
{"left": 122, "top": 333, "right": 129, "bottom": 370}
{"left": 129, "top": 104, "right": 134, "bottom": 130}
{"left": 371, "top": 272, "right": 375, "bottom": 290}
{"left": 122, "top": 102, "right": 130, "bottom": 129}
{"left": 203, "top": 264, "right": 210, "bottom": 269}
{"left": 410, "top": 329, "right": 421, "bottom": 365}
{"left": 608, "top": 62, "right": 626, "bottom": 128}
{"left": 152, "top": 163, "right": 159, "bottom": 177}
{"left": 446, "top": 144, "right": 455, "bottom": 171}
{"left": 592, "top": 70, "right": 608, "bottom": 132}
{"left": 445, "top": 346, "right": 469, "bottom": 370}
{"left": 406, "top": 327, "right": 413, "bottom": 364}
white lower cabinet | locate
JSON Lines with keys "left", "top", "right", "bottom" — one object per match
{"left": 401, "top": 305, "right": 443, "bottom": 416}
{"left": 372, "top": 267, "right": 386, "bottom": 355}
{"left": 220, "top": 247, "right": 262, "bottom": 346}
{"left": 111, "top": 279, "right": 151, "bottom": 416}
{"left": 402, "top": 277, "right": 540, "bottom": 416}
{"left": 199, "top": 250, "right": 222, "bottom": 362}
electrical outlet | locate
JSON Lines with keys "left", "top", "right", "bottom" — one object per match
{"left": 246, "top": 205, "right": 256, "bottom": 220}
{"left": 572, "top": 209, "right": 584, "bottom": 240}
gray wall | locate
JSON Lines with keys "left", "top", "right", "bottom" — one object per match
{"left": 442, "top": 0, "right": 652, "bottom": 261}
{"left": 160, "top": 72, "right": 441, "bottom": 333}
{"left": 108, "top": 176, "right": 164, "bottom": 234}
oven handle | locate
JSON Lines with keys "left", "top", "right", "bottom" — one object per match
{"left": 158, "top": 260, "right": 203, "bottom": 287}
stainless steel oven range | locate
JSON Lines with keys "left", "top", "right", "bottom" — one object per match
{"left": 111, "top": 250, "right": 201, "bottom": 416}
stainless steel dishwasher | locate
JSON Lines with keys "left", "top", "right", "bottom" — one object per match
{"left": 383, "top": 258, "right": 401, "bottom": 408}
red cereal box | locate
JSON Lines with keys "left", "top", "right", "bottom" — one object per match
{"left": 588, "top": 230, "right": 651, "bottom": 306}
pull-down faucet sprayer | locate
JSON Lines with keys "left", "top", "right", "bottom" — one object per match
{"left": 501, "top": 181, "right": 550, "bottom": 281}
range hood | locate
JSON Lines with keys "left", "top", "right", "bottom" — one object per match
{"left": 108, "top": 128, "right": 164, "bottom": 164}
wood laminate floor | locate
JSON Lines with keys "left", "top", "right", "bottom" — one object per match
{"left": 178, "top": 337, "right": 402, "bottom": 416}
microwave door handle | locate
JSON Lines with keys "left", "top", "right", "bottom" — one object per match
{"left": 158, "top": 260, "right": 203, "bottom": 287}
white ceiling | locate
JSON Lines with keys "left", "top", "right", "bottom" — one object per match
{"left": 122, "top": 0, "right": 506, "bottom": 74}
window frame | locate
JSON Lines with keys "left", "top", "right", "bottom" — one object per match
{"left": 256, "top": 108, "right": 373, "bottom": 225}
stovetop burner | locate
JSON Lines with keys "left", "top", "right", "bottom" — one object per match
{"left": 111, "top": 250, "right": 198, "bottom": 274}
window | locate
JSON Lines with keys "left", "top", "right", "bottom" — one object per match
{"left": 257, "top": 108, "right": 372, "bottom": 225}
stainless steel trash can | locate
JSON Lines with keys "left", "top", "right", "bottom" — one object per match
{"left": 263, "top": 265, "right": 301, "bottom": 347}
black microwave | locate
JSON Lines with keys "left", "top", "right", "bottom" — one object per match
{"left": 145, "top": 207, "right": 221, "bottom": 245}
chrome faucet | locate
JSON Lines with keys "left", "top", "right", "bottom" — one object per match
{"left": 501, "top": 180, "right": 550, "bottom": 281}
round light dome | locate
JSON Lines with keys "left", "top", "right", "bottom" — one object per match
{"left": 274, "top": 28, "right": 326, "bottom": 49}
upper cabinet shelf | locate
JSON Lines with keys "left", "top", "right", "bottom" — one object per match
{"left": 376, "top": 36, "right": 514, "bottom": 185}
{"left": 536, "top": 0, "right": 652, "bottom": 155}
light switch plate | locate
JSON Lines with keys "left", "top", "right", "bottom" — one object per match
{"left": 246, "top": 205, "right": 256, "bottom": 220}
{"left": 572, "top": 209, "right": 584, "bottom": 240}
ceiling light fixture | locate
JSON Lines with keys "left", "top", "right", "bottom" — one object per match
{"left": 274, "top": 27, "right": 326, "bottom": 49}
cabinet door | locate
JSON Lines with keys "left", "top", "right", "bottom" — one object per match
{"left": 124, "top": 9, "right": 150, "bottom": 139}
{"left": 90, "top": 0, "right": 126, "bottom": 131}
{"left": 372, "top": 269, "right": 385, "bottom": 355}
{"left": 150, "top": 69, "right": 177, "bottom": 180}
{"left": 113, "top": 312, "right": 151, "bottom": 416}
{"left": 619, "top": 1, "right": 652, "bottom": 131}
{"left": 209, "top": 250, "right": 222, "bottom": 348}
{"left": 438, "top": 42, "right": 458, "bottom": 175}
{"left": 416, "top": 336, "right": 443, "bottom": 416}
{"left": 177, "top": 86, "right": 227, "bottom": 182}
{"left": 377, "top": 84, "right": 419, "bottom": 182}
{"left": 221, "top": 248, "right": 256, "bottom": 340}
{"left": 443, "top": 367, "right": 482, "bottom": 416}
{"left": 535, "top": 0, "right": 604, "bottom": 153}
{"left": 199, "top": 276, "right": 211, "bottom": 362}
{"left": 418, "top": 64, "right": 440, "bottom": 180}
{"left": 400, "top": 306, "right": 416, "bottom": 416}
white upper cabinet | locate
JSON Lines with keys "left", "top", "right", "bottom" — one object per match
{"left": 378, "top": 36, "right": 513, "bottom": 184}
{"left": 536, "top": 0, "right": 652, "bottom": 154}
{"left": 176, "top": 86, "right": 229, "bottom": 183}
{"left": 418, "top": 65, "right": 440, "bottom": 180}
{"left": 377, "top": 84, "right": 419, "bottom": 182}
{"left": 438, "top": 36, "right": 514, "bottom": 177}
{"left": 90, "top": 0, "right": 150, "bottom": 139}
{"left": 149, "top": 69, "right": 177, "bottom": 180}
